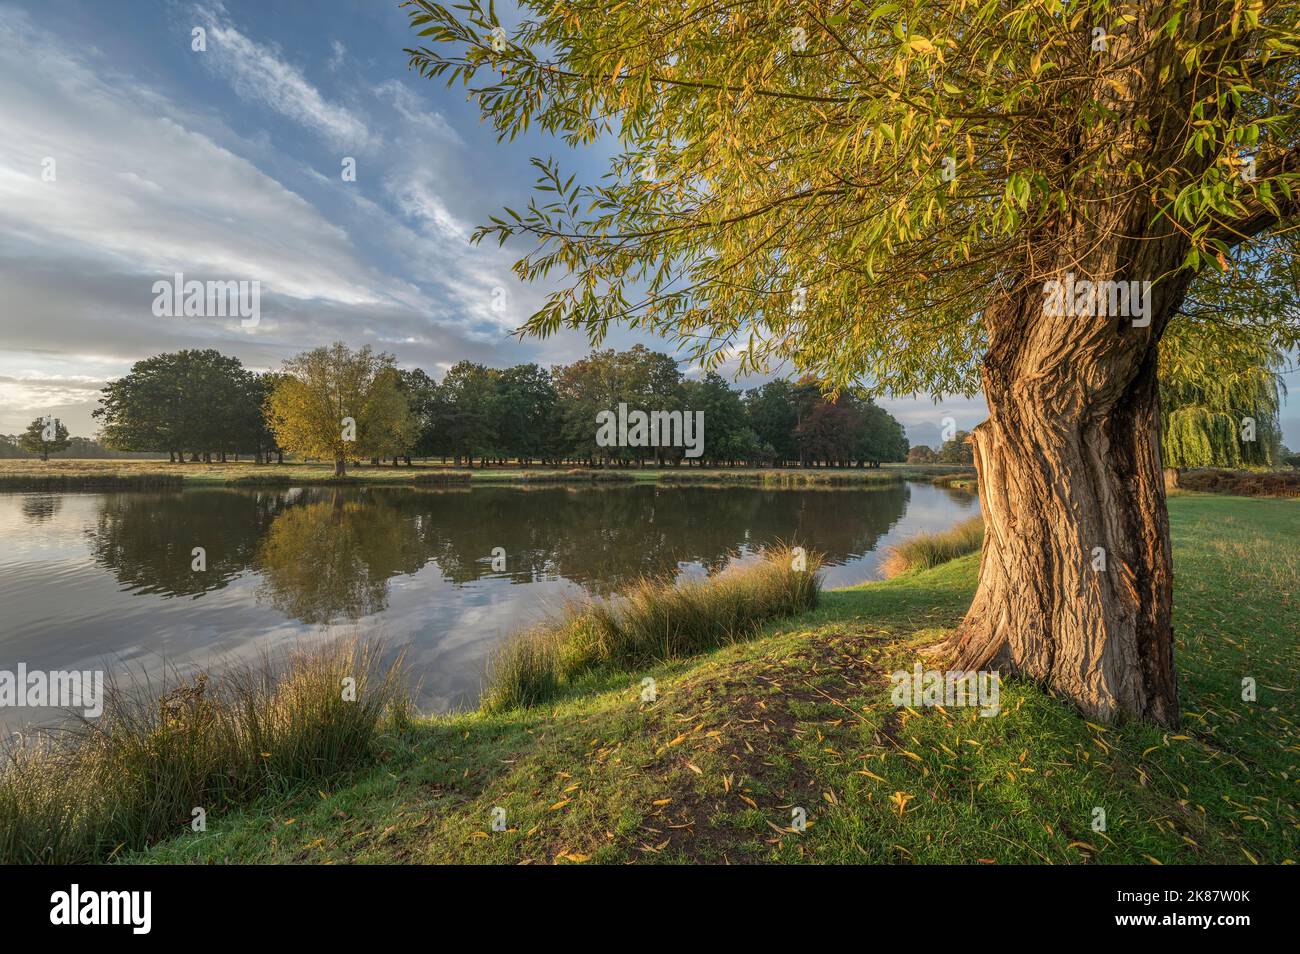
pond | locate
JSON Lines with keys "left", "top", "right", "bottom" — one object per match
{"left": 0, "top": 481, "right": 978, "bottom": 728}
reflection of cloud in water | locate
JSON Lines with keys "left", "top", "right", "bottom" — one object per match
{"left": 0, "top": 482, "right": 978, "bottom": 726}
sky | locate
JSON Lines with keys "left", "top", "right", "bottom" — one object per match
{"left": 0, "top": 1, "right": 1291, "bottom": 450}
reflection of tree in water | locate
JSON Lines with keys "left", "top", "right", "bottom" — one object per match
{"left": 254, "top": 491, "right": 426, "bottom": 624}
{"left": 87, "top": 489, "right": 286, "bottom": 597}
{"left": 373, "top": 484, "right": 909, "bottom": 595}
{"left": 85, "top": 482, "right": 914, "bottom": 620}
{"left": 20, "top": 494, "right": 63, "bottom": 523}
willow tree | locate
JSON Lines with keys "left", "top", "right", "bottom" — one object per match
{"left": 1159, "top": 321, "right": 1285, "bottom": 467}
{"left": 405, "top": 0, "right": 1300, "bottom": 723}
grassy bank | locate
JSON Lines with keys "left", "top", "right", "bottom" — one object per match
{"left": 122, "top": 494, "right": 1296, "bottom": 865}
{"left": 880, "top": 517, "right": 984, "bottom": 577}
{"left": 0, "top": 642, "right": 409, "bottom": 864}
{"left": 0, "top": 459, "right": 972, "bottom": 491}
{"left": 483, "top": 547, "right": 822, "bottom": 711}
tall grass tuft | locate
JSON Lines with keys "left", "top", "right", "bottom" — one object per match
{"left": 482, "top": 546, "right": 821, "bottom": 712}
{"left": 0, "top": 639, "right": 411, "bottom": 864}
{"left": 880, "top": 517, "right": 984, "bottom": 577}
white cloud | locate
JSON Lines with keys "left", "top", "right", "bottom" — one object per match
{"left": 194, "top": 4, "right": 371, "bottom": 149}
{"left": 373, "top": 79, "right": 462, "bottom": 144}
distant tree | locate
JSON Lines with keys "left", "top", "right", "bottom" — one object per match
{"left": 496, "top": 363, "right": 559, "bottom": 465}
{"left": 94, "top": 349, "right": 253, "bottom": 461}
{"left": 440, "top": 361, "right": 501, "bottom": 466}
{"left": 908, "top": 445, "right": 937, "bottom": 465}
{"left": 794, "top": 395, "right": 860, "bottom": 466}
{"left": 553, "top": 350, "right": 621, "bottom": 465}
{"left": 856, "top": 399, "right": 909, "bottom": 465}
{"left": 685, "top": 371, "right": 747, "bottom": 465}
{"left": 1159, "top": 323, "right": 1284, "bottom": 468}
{"left": 266, "top": 343, "right": 414, "bottom": 477}
{"left": 936, "top": 431, "right": 975, "bottom": 466}
{"left": 398, "top": 368, "right": 443, "bottom": 463}
{"left": 18, "top": 416, "right": 70, "bottom": 460}
{"left": 745, "top": 381, "right": 800, "bottom": 466}
{"left": 241, "top": 372, "right": 286, "bottom": 464}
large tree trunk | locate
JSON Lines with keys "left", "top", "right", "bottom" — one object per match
{"left": 933, "top": 237, "right": 1198, "bottom": 726}
{"left": 941, "top": 338, "right": 1178, "bottom": 725}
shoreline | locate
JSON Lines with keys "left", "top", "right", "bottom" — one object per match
{"left": 0, "top": 460, "right": 977, "bottom": 492}
{"left": 109, "top": 494, "right": 1299, "bottom": 864}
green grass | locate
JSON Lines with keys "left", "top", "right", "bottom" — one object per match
{"left": 880, "top": 516, "right": 984, "bottom": 577}
{"left": 116, "top": 495, "right": 1300, "bottom": 864}
{"left": 0, "top": 641, "right": 410, "bottom": 864}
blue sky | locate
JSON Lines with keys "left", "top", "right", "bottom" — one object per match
{"left": 0, "top": 0, "right": 1292, "bottom": 450}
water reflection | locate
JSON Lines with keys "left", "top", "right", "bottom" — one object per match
{"left": 1, "top": 482, "right": 976, "bottom": 720}
{"left": 20, "top": 494, "right": 62, "bottom": 523}
{"left": 86, "top": 490, "right": 285, "bottom": 597}
{"left": 81, "top": 484, "right": 944, "bottom": 623}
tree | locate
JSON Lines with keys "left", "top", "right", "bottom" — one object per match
{"left": 266, "top": 342, "right": 414, "bottom": 476}
{"left": 440, "top": 361, "right": 501, "bottom": 466}
{"left": 1159, "top": 321, "right": 1284, "bottom": 467}
{"left": 908, "top": 445, "right": 937, "bottom": 465}
{"left": 552, "top": 350, "right": 623, "bottom": 465}
{"left": 685, "top": 371, "right": 748, "bottom": 464}
{"left": 398, "top": 368, "right": 443, "bottom": 463}
{"left": 94, "top": 349, "right": 255, "bottom": 461}
{"left": 496, "top": 363, "right": 559, "bottom": 465}
{"left": 746, "top": 381, "right": 800, "bottom": 466}
{"left": 857, "top": 399, "right": 910, "bottom": 465}
{"left": 936, "top": 431, "right": 975, "bottom": 465}
{"left": 243, "top": 372, "right": 286, "bottom": 464}
{"left": 404, "top": 0, "right": 1300, "bottom": 723}
{"left": 18, "top": 416, "right": 70, "bottom": 460}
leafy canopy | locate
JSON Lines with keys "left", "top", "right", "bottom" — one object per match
{"left": 405, "top": 0, "right": 1300, "bottom": 394}
{"left": 267, "top": 343, "right": 415, "bottom": 463}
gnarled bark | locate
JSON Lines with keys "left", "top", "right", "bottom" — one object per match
{"left": 937, "top": 321, "right": 1178, "bottom": 725}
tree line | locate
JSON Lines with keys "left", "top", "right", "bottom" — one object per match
{"left": 89, "top": 343, "right": 910, "bottom": 473}
{"left": 1, "top": 424, "right": 164, "bottom": 461}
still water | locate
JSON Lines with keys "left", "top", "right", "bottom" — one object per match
{"left": 0, "top": 482, "right": 977, "bottom": 726}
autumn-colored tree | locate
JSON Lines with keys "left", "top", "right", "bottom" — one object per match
{"left": 406, "top": 0, "right": 1300, "bottom": 723}
{"left": 266, "top": 343, "right": 415, "bottom": 477}
{"left": 18, "top": 416, "right": 70, "bottom": 461}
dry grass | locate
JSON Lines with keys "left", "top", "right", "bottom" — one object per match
{"left": 0, "top": 639, "right": 411, "bottom": 864}
{"left": 1176, "top": 468, "right": 1300, "bottom": 497}
{"left": 482, "top": 545, "right": 823, "bottom": 712}
{"left": 880, "top": 517, "right": 985, "bottom": 577}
